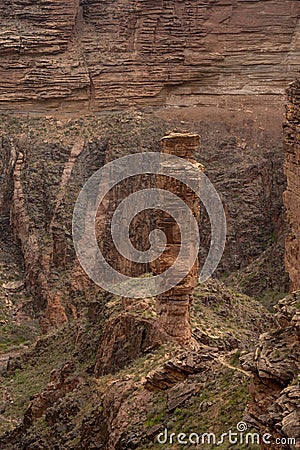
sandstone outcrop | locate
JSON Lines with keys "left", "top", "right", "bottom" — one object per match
{"left": 0, "top": 126, "right": 109, "bottom": 331}
{"left": 0, "top": 1, "right": 300, "bottom": 111}
{"left": 23, "top": 361, "right": 80, "bottom": 428}
{"left": 242, "top": 292, "right": 300, "bottom": 449}
{"left": 283, "top": 79, "right": 300, "bottom": 292}
{"left": 0, "top": 2, "right": 299, "bottom": 448}
{"left": 94, "top": 313, "right": 162, "bottom": 377}
{"left": 144, "top": 349, "right": 218, "bottom": 391}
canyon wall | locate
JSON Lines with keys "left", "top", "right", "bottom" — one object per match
{"left": 0, "top": 107, "right": 290, "bottom": 332}
{"left": 0, "top": 3, "right": 300, "bottom": 446}
{"left": 283, "top": 79, "right": 300, "bottom": 292}
{"left": 0, "top": 0, "right": 299, "bottom": 111}
{"left": 0, "top": 0, "right": 297, "bottom": 327}
{"left": 242, "top": 81, "right": 300, "bottom": 446}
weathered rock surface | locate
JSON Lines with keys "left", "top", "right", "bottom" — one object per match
{"left": 23, "top": 361, "right": 80, "bottom": 428}
{"left": 153, "top": 131, "right": 203, "bottom": 346}
{"left": 243, "top": 292, "right": 300, "bottom": 449}
{"left": 0, "top": 2, "right": 298, "bottom": 449}
{"left": 0, "top": 4, "right": 295, "bottom": 307}
{"left": 10, "top": 138, "right": 85, "bottom": 331}
{"left": 144, "top": 349, "right": 218, "bottom": 391}
{"left": 94, "top": 313, "right": 162, "bottom": 376}
{"left": 0, "top": 1, "right": 300, "bottom": 111}
{"left": 284, "top": 79, "right": 300, "bottom": 292}
{"left": 0, "top": 123, "right": 110, "bottom": 331}
{"left": 0, "top": 277, "right": 274, "bottom": 449}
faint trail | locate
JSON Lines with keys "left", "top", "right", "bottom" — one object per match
{"left": 0, "top": 349, "right": 21, "bottom": 370}
{"left": 217, "top": 356, "right": 252, "bottom": 377}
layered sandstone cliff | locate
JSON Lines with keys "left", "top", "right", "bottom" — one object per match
{"left": 284, "top": 79, "right": 300, "bottom": 292}
{"left": 0, "top": 0, "right": 299, "bottom": 111}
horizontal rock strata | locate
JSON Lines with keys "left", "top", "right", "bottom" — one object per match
{"left": 0, "top": 0, "right": 299, "bottom": 110}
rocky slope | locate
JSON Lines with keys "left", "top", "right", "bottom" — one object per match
{"left": 242, "top": 293, "right": 300, "bottom": 450}
{"left": 0, "top": 279, "right": 275, "bottom": 449}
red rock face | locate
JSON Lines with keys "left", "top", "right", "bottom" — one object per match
{"left": 0, "top": 0, "right": 299, "bottom": 110}
{"left": 0, "top": 0, "right": 85, "bottom": 106}
{"left": 283, "top": 80, "right": 300, "bottom": 292}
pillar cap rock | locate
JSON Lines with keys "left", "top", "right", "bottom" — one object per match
{"left": 161, "top": 131, "right": 200, "bottom": 140}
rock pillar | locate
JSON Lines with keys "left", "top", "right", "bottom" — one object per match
{"left": 152, "top": 131, "right": 203, "bottom": 346}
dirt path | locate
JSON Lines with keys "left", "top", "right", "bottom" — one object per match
{"left": 0, "top": 349, "right": 21, "bottom": 370}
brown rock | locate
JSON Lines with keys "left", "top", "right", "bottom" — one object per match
{"left": 243, "top": 292, "right": 300, "bottom": 449}
{"left": 144, "top": 349, "right": 218, "bottom": 391}
{"left": 23, "top": 361, "right": 79, "bottom": 428}
{"left": 9, "top": 139, "right": 87, "bottom": 330}
{"left": 94, "top": 313, "right": 163, "bottom": 376}
{"left": 274, "top": 292, "right": 300, "bottom": 328}
{"left": 167, "top": 380, "right": 200, "bottom": 412}
{"left": 283, "top": 79, "right": 300, "bottom": 291}
{"left": 40, "top": 294, "right": 68, "bottom": 334}
{"left": 0, "top": 1, "right": 300, "bottom": 111}
{"left": 153, "top": 131, "right": 203, "bottom": 346}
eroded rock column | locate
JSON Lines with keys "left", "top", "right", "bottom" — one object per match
{"left": 283, "top": 80, "right": 300, "bottom": 291}
{"left": 152, "top": 132, "right": 203, "bottom": 346}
